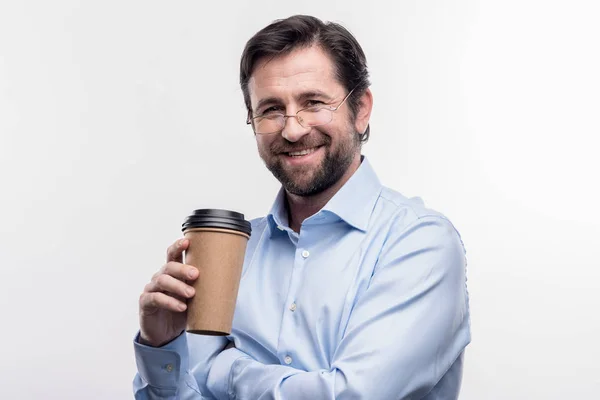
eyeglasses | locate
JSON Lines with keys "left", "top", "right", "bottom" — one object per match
{"left": 246, "top": 87, "right": 356, "bottom": 135}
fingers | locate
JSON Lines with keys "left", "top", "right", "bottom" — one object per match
{"left": 145, "top": 270, "right": 196, "bottom": 300}
{"left": 140, "top": 291, "right": 187, "bottom": 313}
{"left": 139, "top": 241, "right": 200, "bottom": 315}
{"left": 166, "top": 238, "right": 189, "bottom": 263}
{"left": 155, "top": 260, "right": 198, "bottom": 281}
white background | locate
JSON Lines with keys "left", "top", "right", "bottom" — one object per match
{"left": 1, "top": 1, "right": 599, "bottom": 399}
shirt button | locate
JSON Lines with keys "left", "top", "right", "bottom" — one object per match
{"left": 301, "top": 250, "right": 310, "bottom": 258}
{"left": 165, "top": 364, "right": 174, "bottom": 372}
{"left": 284, "top": 356, "right": 292, "bottom": 365}
{"left": 289, "top": 302, "right": 297, "bottom": 312}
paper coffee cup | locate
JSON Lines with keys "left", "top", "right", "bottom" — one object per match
{"left": 182, "top": 209, "right": 251, "bottom": 335}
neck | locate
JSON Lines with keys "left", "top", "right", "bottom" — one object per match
{"left": 286, "top": 154, "right": 361, "bottom": 233}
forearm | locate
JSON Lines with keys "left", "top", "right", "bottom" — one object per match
{"left": 206, "top": 348, "right": 339, "bottom": 400}
{"left": 231, "top": 359, "right": 339, "bottom": 400}
{"left": 214, "top": 336, "right": 466, "bottom": 400}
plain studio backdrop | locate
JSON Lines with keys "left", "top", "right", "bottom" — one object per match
{"left": 1, "top": 1, "right": 598, "bottom": 399}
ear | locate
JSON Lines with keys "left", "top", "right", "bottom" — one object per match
{"left": 354, "top": 88, "right": 373, "bottom": 135}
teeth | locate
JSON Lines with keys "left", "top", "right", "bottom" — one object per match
{"left": 288, "top": 147, "right": 317, "bottom": 157}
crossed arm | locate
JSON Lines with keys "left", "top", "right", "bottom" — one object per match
{"left": 133, "top": 216, "right": 470, "bottom": 399}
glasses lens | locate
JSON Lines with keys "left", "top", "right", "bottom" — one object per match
{"left": 254, "top": 115, "right": 283, "bottom": 134}
{"left": 297, "top": 108, "right": 332, "bottom": 128}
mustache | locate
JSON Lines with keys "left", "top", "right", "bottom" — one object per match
{"left": 270, "top": 135, "right": 331, "bottom": 154}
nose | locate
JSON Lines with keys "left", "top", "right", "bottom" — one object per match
{"left": 281, "top": 115, "right": 311, "bottom": 142}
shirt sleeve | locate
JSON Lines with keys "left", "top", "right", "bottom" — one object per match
{"left": 208, "top": 215, "right": 471, "bottom": 400}
{"left": 132, "top": 330, "right": 229, "bottom": 399}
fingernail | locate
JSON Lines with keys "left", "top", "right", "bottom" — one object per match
{"left": 188, "top": 268, "right": 196, "bottom": 278}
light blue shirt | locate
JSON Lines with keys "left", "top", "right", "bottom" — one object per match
{"left": 133, "top": 156, "right": 471, "bottom": 399}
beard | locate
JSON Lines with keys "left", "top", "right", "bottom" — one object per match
{"left": 259, "top": 127, "right": 361, "bottom": 196}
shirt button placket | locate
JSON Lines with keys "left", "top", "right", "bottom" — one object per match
{"left": 278, "top": 246, "right": 309, "bottom": 368}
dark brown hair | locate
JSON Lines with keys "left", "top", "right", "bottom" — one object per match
{"left": 240, "top": 15, "right": 371, "bottom": 143}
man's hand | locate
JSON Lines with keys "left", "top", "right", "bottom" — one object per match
{"left": 138, "top": 238, "right": 199, "bottom": 347}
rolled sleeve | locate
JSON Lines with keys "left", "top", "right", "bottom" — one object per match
{"left": 134, "top": 331, "right": 189, "bottom": 390}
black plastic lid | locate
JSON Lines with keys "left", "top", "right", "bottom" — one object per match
{"left": 182, "top": 209, "right": 252, "bottom": 236}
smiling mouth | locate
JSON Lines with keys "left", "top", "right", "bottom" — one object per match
{"left": 285, "top": 146, "right": 322, "bottom": 157}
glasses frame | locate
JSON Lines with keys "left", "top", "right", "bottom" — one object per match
{"left": 246, "top": 87, "right": 356, "bottom": 135}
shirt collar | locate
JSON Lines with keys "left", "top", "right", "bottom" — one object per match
{"left": 267, "top": 156, "right": 382, "bottom": 235}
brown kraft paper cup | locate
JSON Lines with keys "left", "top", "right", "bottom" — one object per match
{"left": 181, "top": 210, "right": 251, "bottom": 336}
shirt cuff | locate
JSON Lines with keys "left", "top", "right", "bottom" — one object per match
{"left": 206, "top": 347, "right": 251, "bottom": 399}
{"left": 133, "top": 331, "right": 189, "bottom": 390}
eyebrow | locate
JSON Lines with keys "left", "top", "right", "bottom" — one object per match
{"left": 255, "top": 90, "right": 335, "bottom": 113}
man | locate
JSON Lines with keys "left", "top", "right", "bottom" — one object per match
{"left": 133, "top": 15, "right": 470, "bottom": 400}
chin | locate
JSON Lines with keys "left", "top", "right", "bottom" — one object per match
{"left": 285, "top": 184, "right": 328, "bottom": 197}
{"left": 283, "top": 174, "right": 335, "bottom": 196}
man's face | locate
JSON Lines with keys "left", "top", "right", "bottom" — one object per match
{"left": 247, "top": 46, "right": 361, "bottom": 196}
